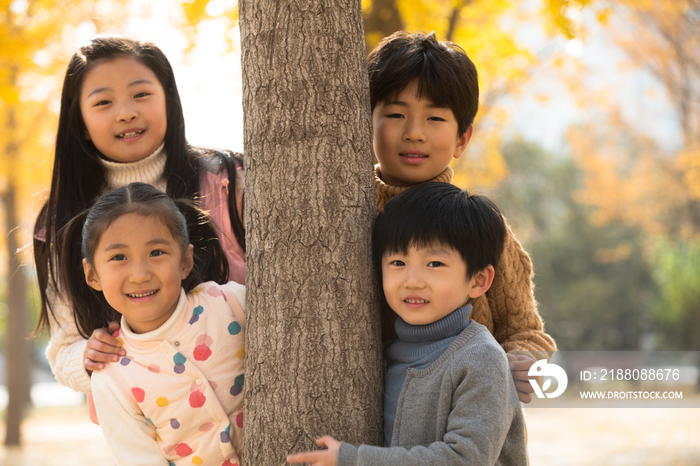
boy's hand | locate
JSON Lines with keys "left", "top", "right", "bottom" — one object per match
{"left": 84, "top": 321, "right": 125, "bottom": 374}
{"left": 287, "top": 436, "right": 340, "bottom": 466}
{"left": 507, "top": 353, "right": 537, "bottom": 403}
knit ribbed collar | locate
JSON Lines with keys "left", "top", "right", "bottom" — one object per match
{"left": 395, "top": 303, "right": 472, "bottom": 343}
{"left": 374, "top": 164, "right": 454, "bottom": 212}
{"left": 101, "top": 142, "right": 167, "bottom": 193}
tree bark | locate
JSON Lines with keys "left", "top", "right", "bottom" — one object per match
{"left": 239, "top": 1, "right": 383, "bottom": 464}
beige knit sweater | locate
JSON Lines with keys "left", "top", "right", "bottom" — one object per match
{"left": 375, "top": 165, "right": 557, "bottom": 356}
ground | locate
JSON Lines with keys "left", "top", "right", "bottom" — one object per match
{"left": 1, "top": 404, "right": 699, "bottom": 465}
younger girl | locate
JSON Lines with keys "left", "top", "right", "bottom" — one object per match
{"left": 33, "top": 36, "right": 245, "bottom": 394}
{"left": 61, "top": 182, "right": 245, "bottom": 466}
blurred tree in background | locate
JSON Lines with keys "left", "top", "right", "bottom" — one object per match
{"left": 487, "top": 140, "right": 656, "bottom": 351}
{"left": 566, "top": 0, "right": 700, "bottom": 351}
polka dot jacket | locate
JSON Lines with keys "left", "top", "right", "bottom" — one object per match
{"left": 91, "top": 282, "right": 245, "bottom": 466}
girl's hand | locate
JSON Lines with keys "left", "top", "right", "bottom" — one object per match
{"left": 287, "top": 436, "right": 340, "bottom": 466}
{"left": 84, "top": 321, "right": 125, "bottom": 374}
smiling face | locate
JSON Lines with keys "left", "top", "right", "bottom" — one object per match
{"left": 381, "top": 244, "right": 492, "bottom": 326}
{"left": 83, "top": 213, "right": 193, "bottom": 334}
{"left": 80, "top": 56, "right": 167, "bottom": 163}
{"left": 372, "top": 80, "right": 472, "bottom": 187}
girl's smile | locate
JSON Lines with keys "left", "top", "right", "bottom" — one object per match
{"left": 80, "top": 56, "right": 167, "bottom": 163}
{"left": 83, "top": 213, "right": 193, "bottom": 334}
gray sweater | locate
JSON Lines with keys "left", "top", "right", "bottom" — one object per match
{"left": 337, "top": 322, "right": 527, "bottom": 465}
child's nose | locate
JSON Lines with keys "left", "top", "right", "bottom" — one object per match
{"left": 402, "top": 118, "right": 426, "bottom": 142}
{"left": 403, "top": 267, "right": 425, "bottom": 288}
{"left": 129, "top": 260, "right": 152, "bottom": 283}
{"left": 117, "top": 102, "right": 138, "bottom": 122}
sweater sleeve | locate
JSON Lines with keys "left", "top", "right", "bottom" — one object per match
{"left": 488, "top": 224, "right": 556, "bottom": 359}
{"left": 45, "top": 283, "right": 93, "bottom": 393}
{"left": 336, "top": 342, "right": 526, "bottom": 465}
{"left": 92, "top": 371, "right": 168, "bottom": 466}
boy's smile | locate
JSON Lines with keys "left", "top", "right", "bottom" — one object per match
{"left": 372, "top": 80, "right": 472, "bottom": 187}
{"left": 382, "top": 244, "right": 488, "bottom": 326}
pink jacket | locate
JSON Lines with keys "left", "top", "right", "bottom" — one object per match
{"left": 199, "top": 155, "right": 246, "bottom": 285}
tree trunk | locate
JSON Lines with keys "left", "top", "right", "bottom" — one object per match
{"left": 239, "top": 1, "right": 383, "bottom": 464}
{"left": 363, "top": 0, "right": 404, "bottom": 53}
{"left": 2, "top": 108, "right": 33, "bottom": 445}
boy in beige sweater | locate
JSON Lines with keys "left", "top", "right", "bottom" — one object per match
{"left": 369, "top": 31, "right": 556, "bottom": 402}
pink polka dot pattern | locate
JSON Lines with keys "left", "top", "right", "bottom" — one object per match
{"left": 193, "top": 334, "right": 214, "bottom": 361}
{"left": 131, "top": 387, "right": 145, "bottom": 403}
{"left": 175, "top": 443, "right": 192, "bottom": 457}
{"left": 189, "top": 390, "right": 206, "bottom": 408}
{"left": 207, "top": 286, "right": 227, "bottom": 301}
{"left": 198, "top": 422, "right": 214, "bottom": 432}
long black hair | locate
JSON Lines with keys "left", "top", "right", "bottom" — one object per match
{"left": 59, "top": 182, "right": 229, "bottom": 338}
{"left": 33, "top": 36, "right": 244, "bottom": 334}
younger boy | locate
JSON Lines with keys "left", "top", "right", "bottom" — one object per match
{"left": 287, "top": 182, "right": 527, "bottom": 465}
{"left": 368, "top": 31, "right": 556, "bottom": 401}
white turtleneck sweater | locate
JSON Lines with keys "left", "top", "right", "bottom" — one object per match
{"left": 100, "top": 142, "right": 168, "bottom": 193}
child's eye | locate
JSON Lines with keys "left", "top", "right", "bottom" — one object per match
{"left": 95, "top": 100, "right": 111, "bottom": 107}
{"left": 387, "top": 113, "right": 404, "bottom": 119}
{"left": 390, "top": 260, "right": 405, "bottom": 266}
{"left": 110, "top": 254, "right": 127, "bottom": 261}
{"left": 150, "top": 250, "right": 165, "bottom": 257}
{"left": 134, "top": 92, "right": 151, "bottom": 98}
{"left": 428, "top": 116, "right": 446, "bottom": 122}
{"left": 427, "top": 261, "right": 444, "bottom": 267}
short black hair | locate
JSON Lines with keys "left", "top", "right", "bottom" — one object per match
{"left": 367, "top": 31, "right": 479, "bottom": 136}
{"left": 372, "top": 182, "right": 506, "bottom": 279}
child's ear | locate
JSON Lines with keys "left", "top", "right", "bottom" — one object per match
{"left": 453, "top": 124, "right": 474, "bottom": 160}
{"left": 181, "top": 244, "right": 194, "bottom": 280}
{"left": 83, "top": 259, "right": 102, "bottom": 291}
{"left": 468, "top": 264, "right": 495, "bottom": 299}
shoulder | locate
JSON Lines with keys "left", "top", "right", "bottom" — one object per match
{"left": 450, "top": 323, "right": 510, "bottom": 377}
{"left": 190, "top": 281, "right": 246, "bottom": 315}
